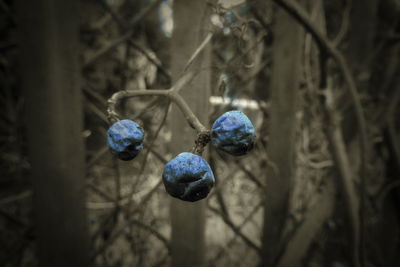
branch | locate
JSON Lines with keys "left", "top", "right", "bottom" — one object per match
{"left": 91, "top": 217, "right": 170, "bottom": 261}
{"left": 182, "top": 32, "right": 213, "bottom": 73}
{"left": 277, "top": 177, "right": 336, "bottom": 267}
{"left": 322, "top": 88, "right": 361, "bottom": 267}
{"left": 107, "top": 89, "right": 169, "bottom": 122}
{"left": 333, "top": 0, "right": 352, "bottom": 46}
{"left": 271, "top": 1, "right": 369, "bottom": 266}
{"left": 0, "top": 190, "right": 32, "bottom": 206}
{"left": 84, "top": 0, "right": 168, "bottom": 79}
{"left": 210, "top": 201, "right": 262, "bottom": 263}
{"left": 107, "top": 71, "right": 208, "bottom": 133}
{"left": 124, "top": 102, "right": 170, "bottom": 214}
{"left": 208, "top": 204, "right": 262, "bottom": 255}
{"left": 233, "top": 159, "right": 264, "bottom": 188}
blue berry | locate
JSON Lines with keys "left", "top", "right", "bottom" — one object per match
{"left": 107, "top": 119, "right": 144, "bottom": 161}
{"left": 211, "top": 110, "right": 256, "bottom": 156}
{"left": 162, "top": 152, "right": 215, "bottom": 202}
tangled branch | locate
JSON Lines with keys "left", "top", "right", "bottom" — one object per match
{"left": 270, "top": 0, "right": 369, "bottom": 266}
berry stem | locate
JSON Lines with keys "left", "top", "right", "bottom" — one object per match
{"left": 107, "top": 71, "right": 208, "bottom": 133}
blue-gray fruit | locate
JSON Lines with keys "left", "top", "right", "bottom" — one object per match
{"left": 162, "top": 152, "right": 215, "bottom": 202}
{"left": 211, "top": 110, "right": 256, "bottom": 156}
{"left": 107, "top": 119, "right": 144, "bottom": 161}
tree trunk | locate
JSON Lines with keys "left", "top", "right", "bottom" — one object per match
{"left": 17, "top": 1, "right": 90, "bottom": 267}
{"left": 169, "top": 1, "right": 212, "bottom": 266}
{"left": 276, "top": 2, "right": 334, "bottom": 266}
{"left": 259, "top": 2, "right": 304, "bottom": 266}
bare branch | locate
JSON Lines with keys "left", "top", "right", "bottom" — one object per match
{"left": 270, "top": 1, "right": 369, "bottom": 266}
{"left": 234, "top": 159, "right": 264, "bottom": 188}
{"left": 209, "top": 202, "right": 262, "bottom": 263}
{"left": 183, "top": 32, "right": 213, "bottom": 73}
{"left": 87, "top": 145, "right": 109, "bottom": 168}
{"left": 208, "top": 204, "right": 262, "bottom": 255}
{"left": 91, "top": 216, "right": 170, "bottom": 261}
{"left": 84, "top": 0, "right": 165, "bottom": 69}
{"left": 107, "top": 89, "right": 169, "bottom": 123}
{"left": 107, "top": 71, "right": 208, "bottom": 133}
{"left": 168, "top": 90, "right": 208, "bottom": 132}
{"left": 0, "top": 190, "right": 32, "bottom": 206}
{"left": 277, "top": 177, "right": 336, "bottom": 267}
{"left": 333, "top": 0, "right": 352, "bottom": 46}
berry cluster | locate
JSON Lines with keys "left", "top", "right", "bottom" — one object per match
{"left": 106, "top": 110, "right": 256, "bottom": 202}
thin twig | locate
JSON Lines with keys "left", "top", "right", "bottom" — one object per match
{"left": 84, "top": 0, "right": 164, "bottom": 68}
{"left": 98, "top": 0, "right": 127, "bottom": 28}
{"left": 87, "top": 145, "right": 109, "bottom": 168}
{"left": 0, "top": 190, "right": 32, "bottom": 206}
{"left": 83, "top": 86, "right": 108, "bottom": 107}
{"left": 333, "top": 0, "right": 352, "bottom": 46}
{"left": 183, "top": 32, "right": 213, "bottom": 72}
{"left": 208, "top": 204, "right": 262, "bottom": 255}
{"left": 95, "top": 0, "right": 171, "bottom": 83}
{"left": 125, "top": 101, "right": 170, "bottom": 214}
{"left": 86, "top": 147, "right": 168, "bottom": 210}
{"left": 91, "top": 215, "right": 170, "bottom": 261}
{"left": 234, "top": 159, "right": 264, "bottom": 188}
{"left": 87, "top": 101, "right": 109, "bottom": 124}
{"left": 209, "top": 201, "right": 262, "bottom": 264}
{"left": 87, "top": 182, "right": 116, "bottom": 203}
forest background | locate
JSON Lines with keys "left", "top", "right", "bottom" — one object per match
{"left": 0, "top": 0, "right": 400, "bottom": 266}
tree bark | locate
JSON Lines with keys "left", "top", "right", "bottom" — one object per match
{"left": 169, "top": 1, "right": 212, "bottom": 266}
{"left": 259, "top": 2, "right": 304, "bottom": 266}
{"left": 17, "top": 1, "right": 90, "bottom": 267}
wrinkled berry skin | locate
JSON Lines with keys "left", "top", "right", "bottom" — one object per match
{"left": 211, "top": 110, "right": 256, "bottom": 156}
{"left": 107, "top": 119, "right": 144, "bottom": 161}
{"left": 162, "top": 152, "right": 215, "bottom": 202}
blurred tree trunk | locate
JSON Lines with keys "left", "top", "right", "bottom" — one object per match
{"left": 344, "top": 1, "right": 378, "bottom": 264}
{"left": 259, "top": 2, "right": 304, "bottom": 267}
{"left": 276, "top": 2, "right": 333, "bottom": 266}
{"left": 168, "top": 1, "right": 212, "bottom": 266}
{"left": 17, "top": 1, "right": 90, "bottom": 267}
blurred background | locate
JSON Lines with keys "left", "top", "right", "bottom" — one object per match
{"left": 1, "top": 0, "right": 400, "bottom": 266}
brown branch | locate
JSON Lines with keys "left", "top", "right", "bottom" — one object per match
{"left": 87, "top": 101, "right": 108, "bottom": 124}
{"left": 182, "top": 32, "right": 213, "bottom": 73}
{"left": 127, "top": 0, "right": 164, "bottom": 27}
{"left": 87, "top": 145, "right": 109, "bottom": 168}
{"left": 90, "top": 148, "right": 170, "bottom": 258}
{"left": 127, "top": 40, "right": 172, "bottom": 83}
{"left": 322, "top": 88, "right": 361, "bottom": 267}
{"left": 87, "top": 182, "right": 116, "bottom": 203}
{"left": 91, "top": 216, "right": 170, "bottom": 261}
{"left": 107, "top": 89, "right": 169, "bottom": 122}
{"left": 126, "top": 219, "right": 170, "bottom": 251}
{"left": 271, "top": 1, "right": 369, "bottom": 266}
{"left": 0, "top": 190, "right": 32, "bottom": 206}
{"left": 333, "top": 0, "right": 352, "bottom": 46}
{"left": 209, "top": 201, "right": 262, "bottom": 264}
{"left": 234, "top": 159, "right": 264, "bottom": 188}
{"left": 277, "top": 177, "right": 336, "bottom": 267}
{"left": 125, "top": 102, "right": 170, "bottom": 214}
{"left": 107, "top": 71, "right": 208, "bottom": 133}
{"left": 83, "top": 86, "right": 107, "bottom": 107}
{"left": 208, "top": 204, "right": 261, "bottom": 254}
{"left": 83, "top": 0, "right": 166, "bottom": 71}
{"left": 168, "top": 90, "right": 208, "bottom": 132}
